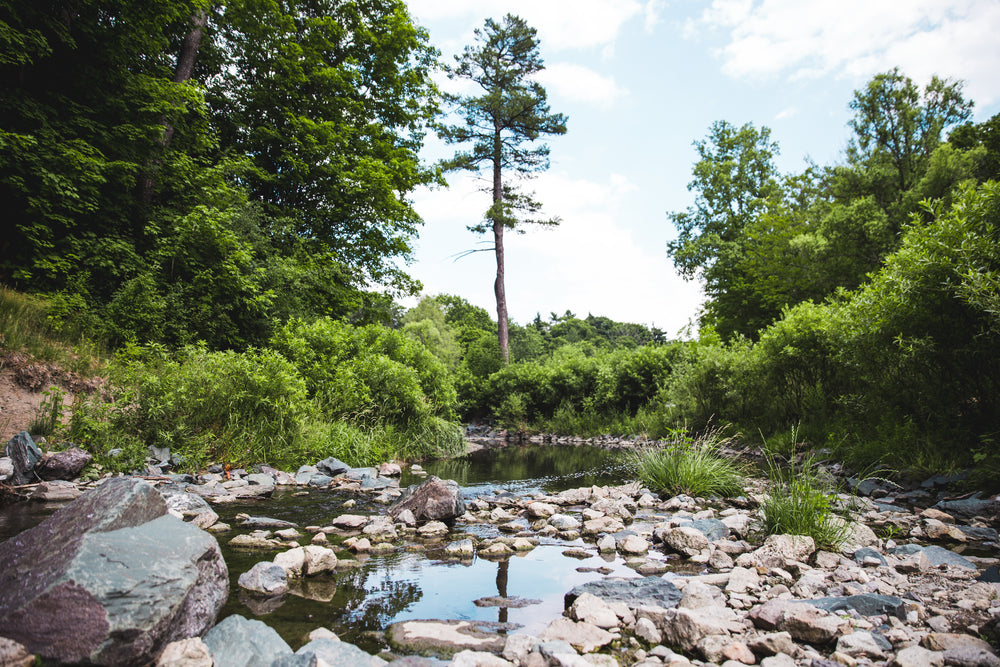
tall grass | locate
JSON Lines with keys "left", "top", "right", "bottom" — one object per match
{"left": 760, "top": 450, "right": 849, "bottom": 548}
{"left": 0, "top": 285, "right": 104, "bottom": 375}
{"left": 630, "top": 429, "right": 745, "bottom": 498}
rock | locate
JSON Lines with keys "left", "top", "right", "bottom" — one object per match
{"left": 539, "top": 618, "right": 615, "bottom": 653}
{"left": 238, "top": 561, "right": 289, "bottom": 596}
{"left": 229, "top": 532, "right": 285, "bottom": 549}
{"left": 635, "top": 616, "right": 662, "bottom": 644}
{"left": 0, "top": 456, "right": 12, "bottom": 481}
{"left": 836, "top": 631, "right": 890, "bottom": 659}
{"left": 737, "top": 534, "right": 815, "bottom": 569}
{"left": 922, "top": 634, "right": 996, "bottom": 653}
{"left": 5, "top": 431, "right": 41, "bottom": 485}
{"left": 942, "top": 648, "right": 1000, "bottom": 667}
{"left": 853, "top": 547, "right": 887, "bottom": 567}
{"left": 245, "top": 473, "right": 276, "bottom": 492}
{"left": 418, "top": 521, "right": 449, "bottom": 537}
{"left": 203, "top": 614, "right": 292, "bottom": 667}
{"left": 386, "top": 620, "right": 508, "bottom": 658}
{"left": 619, "top": 534, "right": 650, "bottom": 554}
{"left": 549, "top": 514, "right": 581, "bottom": 531}
{"left": 597, "top": 534, "right": 617, "bottom": 553}
{"left": 445, "top": 539, "right": 476, "bottom": 558}
{"left": 238, "top": 515, "right": 299, "bottom": 530}
{"left": 679, "top": 580, "right": 726, "bottom": 609}
{"left": 378, "top": 462, "right": 402, "bottom": 477}
{"left": 808, "top": 594, "right": 906, "bottom": 619}
{"left": 779, "top": 604, "right": 850, "bottom": 645}
{"left": 316, "top": 457, "right": 351, "bottom": 477}
{"left": 678, "top": 518, "right": 730, "bottom": 542}
{"left": 933, "top": 495, "right": 1000, "bottom": 522}
{"left": 34, "top": 446, "right": 92, "bottom": 481}
{"left": 29, "top": 479, "right": 81, "bottom": 501}
{"left": 747, "top": 632, "right": 797, "bottom": 658}
{"left": 664, "top": 526, "right": 710, "bottom": 556}
{"left": 527, "top": 501, "right": 557, "bottom": 518}
{"left": 307, "top": 474, "right": 334, "bottom": 487}
{"left": 565, "top": 576, "right": 682, "bottom": 609}
{"left": 160, "top": 486, "right": 219, "bottom": 529}
{"left": 568, "top": 592, "right": 619, "bottom": 629}
{"left": 290, "top": 637, "right": 386, "bottom": 666}
{"left": 389, "top": 476, "right": 466, "bottom": 524}
{"left": 0, "top": 477, "right": 228, "bottom": 665}
{"left": 725, "top": 566, "right": 761, "bottom": 594}
{"left": 582, "top": 516, "right": 625, "bottom": 535}
{"left": 925, "top": 519, "right": 968, "bottom": 542}
{"left": 273, "top": 545, "right": 338, "bottom": 577}
{"left": 889, "top": 545, "right": 976, "bottom": 570}
{"left": 0, "top": 637, "right": 34, "bottom": 667}
{"left": 156, "top": 637, "right": 214, "bottom": 667}
{"left": 659, "top": 605, "right": 743, "bottom": 651}
{"left": 890, "top": 646, "right": 945, "bottom": 667}
{"left": 761, "top": 654, "right": 797, "bottom": 667}
{"left": 331, "top": 514, "right": 370, "bottom": 530}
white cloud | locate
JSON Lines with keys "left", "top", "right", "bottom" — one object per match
{"left": 775, "top": 106, "right": 797, "bottom": 120}
{"left": 408, "top": 0, "right": 647, "bottom": 52}
{"left": 693, "top": 0, "right": 1000, "bottom": 105}
{"left": 534, "top": 63, "right": 629, "bottom": 109}
{"left": 409, "top": 170, "right": 704, "bottom": 336}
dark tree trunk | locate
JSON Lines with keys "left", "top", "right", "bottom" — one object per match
{"left": 493, "top": 131, "right": 509, "bottom": 363}
{"left": 138, "top": 9, "right": 208, "bottom": 206}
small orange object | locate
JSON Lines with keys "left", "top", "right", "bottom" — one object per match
{"left": 224, "top": 463, "right": 231, "bottom": 480}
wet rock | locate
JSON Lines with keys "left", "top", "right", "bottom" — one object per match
{"left": 5, "top": 431, "right": 41, "bottom": 485}
{"left": 0, "top": 477, "right": 228, "bottom": 665}
{"left": 273, "top": 545, "right": 337, "bottom": 577}
{"left": 526, "top": 501, "right": 557, "bottom": 518}
{"left": 238, "top": 515, "right": 299, "bottom": 530}
{"left": 582, "top": 516, "right": 626, "bottom": 535}
{"left": 34, "top": 446, "right": 91, "bottom": 481}
{"left": 386, "top": 620, "right": 508, "bottom": 658}
{"left": 202, "top": 614, "right": 292, "bottom": 667}
{"left": 307, "top": 473, "right": 334, "bottom": 487}
{"left": 331, "top": 514, "right": 369, "bottom": 530}
{"left": 389, "top": 476, "right": 466, "bottom": 524}
{"left": 156, "top": 637, "right": 213, "bottom": 667}
{"left": 238, "top": 561, "right": 289, "bottom": 596}
{"left": 229, "top": 531, "right": 285, "bottom": 549}
{"left": 160, "top": 486, "right": 219, "bottom": 529}
{"left": 445, "top": 539, "right": 475, "bottom": 558}
{"left": 619, "top": 534, "right": 650, "bottom": 554}
{"left": 418, "top": 521, "right": 449, "bottom": 537}
{"left": 565, "top": 576, "right": 683, "bottom": 609}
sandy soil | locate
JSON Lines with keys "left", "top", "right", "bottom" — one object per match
{"left": 0, "top": 351, "right": 102, "bottom": 443}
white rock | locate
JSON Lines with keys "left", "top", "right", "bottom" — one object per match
{"left": 569, "top": 593, "right": 619, "bottom": 629}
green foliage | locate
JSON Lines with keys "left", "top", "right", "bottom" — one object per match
{"left": 629, "top": 430, "right": 745, "bottom": 498}
{"left": 761, "top": 451, "right": 849, "bottom": 548}
{"left": 71, "top": 343, "right": 309, "bottom": 470}
{"left": 28, "top": 386, "right": 66, "bottom": 437}
{"left": 271, "top": 317, "right": 457, "bottom": 427}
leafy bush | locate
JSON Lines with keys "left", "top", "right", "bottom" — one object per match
{"left": 630, "top": 430, "right": 745, "bottom": 497}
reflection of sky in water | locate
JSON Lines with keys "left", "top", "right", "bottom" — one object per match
{"left": 376, "top": 543, "right": 640, "bottom": 636}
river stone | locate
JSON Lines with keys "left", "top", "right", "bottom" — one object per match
{"left": 678, "top": 518, "right": 729, "bottom": 542}
{"left": 933, "top": 495, "right": 1000, "bottom": 521}
{"left": 5, "top": 431, "right": 41, "bottom": 485}
{"left": 549, "top": 513, "right": 581, "bottom": 531}
{"left": 284, "top": 637, "right": 386, "bottom": 667}
{"left": 836, "top": 631, "right": 891, "bottom": 659}
{"left": 664, "top": 525, "right": 710, "bottom": 556}
{"left": 203, "top": 614, "right": 292, "bottom": 667}
{"left": 389, "top": 476, "right": 466, "bottom": 524}
{"left": 0, "top": 637, "right": 33, "bottom": 667}
{"left": 34, "top": 446, "right": 92, "bottom": 481}
{"left": 156, "top": 637, "right": 213, "bottom": 667}
{"left": 239, "top": 515, "right": 298, "bottom": 530}
{"left": 889, "top": 544, "right": 977, "bottom": 570}
{"left": 238, "top": 561, "right": 289, "bottom": 596}
{"left": 160, "top": 485, "right": 219, "bottom": 529}
{"left": 316, "top": 457, "right": 351, "bottom": 477}
{"left": 386, "top": 620, "right": 508, "bottom": 658}
{"left": 0, "top": 477, "right": 228, "bottom": 665}
{"left": 540, "top": 617, "right": 615, "bottom": 653}
{"left": 273, "top": 545, "right": 337, "bottom": 577}
{"left": 853, "top": 547, "right": 887, "bottom": 566}
{"left": 807, "top": 594, "right": 906, "bottom": 619}
{"left": 331, "top": 514, "right": 370, "bottom": 530}
{"left": 564, "top": 576, "right": 682, "bottom": 609}
{"left": 29, "top": 479, "right": 82, "bottom": 502}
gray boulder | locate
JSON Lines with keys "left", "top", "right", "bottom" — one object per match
{"left": 0, "top": 477, "right": 228, "bottom": 665}
{"left": 5, "top": 431, "right": 41, "bottom": 485}
{"left": 34, "top": 446, "right": 92, "bottom": 481}
{"left": 389, "top": 476, "right": 466, "bottom": 524}
{"left": 202, "top": 614, "right": 292, "bottom": 667}
{"left": 807, "top": 594, "right": 906, "bottom": 619}
{"left": 889, "top": 544, "right": 977, "bottom": 570}
{"left": 316, "top": 457, "right": 351, "bottom": 477}
{"left": 238, "top": 561, "right": 289, "bottom": 596}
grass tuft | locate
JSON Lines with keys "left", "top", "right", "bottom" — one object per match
{"left": 760, "top": 450, "right": 850, "bottom": 548}
{"left": 630, "top": 428, "right": 745, "bottom": 498}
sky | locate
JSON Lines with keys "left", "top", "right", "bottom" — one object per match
{"left": 400, "top": 0, "right": 1000, "bottom": 337}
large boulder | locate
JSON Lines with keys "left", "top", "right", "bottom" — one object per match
{"left": 4, "top": 431, "right": 41, "bottom": 485}
{"left": 34, "top": 446, "right": 92, "bottom": 481}
{"left": 388, "top": 476, "right": 466, "bottom": 524}
{"left": 0, "top": 477, "right": 228, "bottom": 665}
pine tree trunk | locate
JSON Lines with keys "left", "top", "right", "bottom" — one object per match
{"left": 493, "top": 133, "right": 510, "bottom": 363}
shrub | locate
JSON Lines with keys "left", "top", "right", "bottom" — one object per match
{"left": 760, "top": 451, "right": 849, "bottom": 548}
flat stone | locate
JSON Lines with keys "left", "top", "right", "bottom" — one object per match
{"left": 238, "top": 515, "right": 298, "bottom": 530}
{"left": 156, "top": 637, "right": 213, "bottom": 667}
{"left": 445, "top": 539, "right": 475, "bottom": 557}
{"left": 922, "top": 634, "right": 996, "bottom": 653}
{"left": 540, "top": 617, "right": 614, "bottom": 653}
{"left": 29, "top": 479, "right": 82, "bottom": 502}
{"left": 889, "top": 545, "right": 976, "bottom": 570}
{"left": 807, "top": 594, "right": 906, "bottom": 619}
{"left": 386, "top": 620, "right": 508, "bottom": 659}
{"left": 237, "top": 561, "right": 289, "bottom": 596}
{"left": 890, "top": 645, "right": 945, "bottom": 667}
{"left": 565, "top": 576, "right": 682, "bottom": 610}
